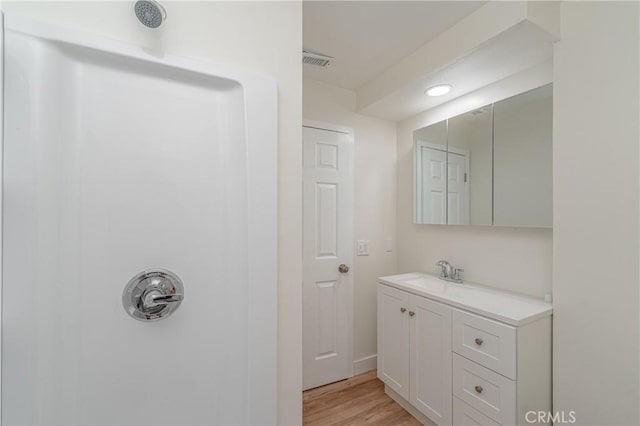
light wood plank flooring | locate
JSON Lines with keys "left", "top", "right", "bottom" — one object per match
{"left": 303, "top": 370, "right": 421, "bottom": 425}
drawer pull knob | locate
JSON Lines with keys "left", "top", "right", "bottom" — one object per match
{"left": 409, "top": 311, "right": 415, "bottom": 317}
{"left": 475, "top": 338, "right": 483, "bottom": 346}
{"left": 400, "top": 307, "right": 406, "bottom": 313}
{"left": 475, "top": 385, "right": 483, "bottom": 394}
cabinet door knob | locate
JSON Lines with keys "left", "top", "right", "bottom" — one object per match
{"left": 475, "top": 385, "right": 483, "bottom": 394}
{"left": 475, "top": 338, "right": 483, "bottom": 346}
{"left": 408, "top": 311, "right": 415, "bottom": 317}
{"left": 400, "top": 307, "right": 406, "bottom": 313}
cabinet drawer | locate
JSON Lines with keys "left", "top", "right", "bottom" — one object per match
{"left": 452, "top": 309, "right": 516, "bottom": 379}
{"left": 453, "top": 354, "right": 515, "bottom": 424}
{"left": 453, "top": 397, "right": 501, "bottom": 426}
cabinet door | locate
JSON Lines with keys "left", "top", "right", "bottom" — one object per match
{"left": 377, "top": 284, "right": 410, "bottom": 399}
{"left": 410, "top": 295, "right": 453, "bottom": 425}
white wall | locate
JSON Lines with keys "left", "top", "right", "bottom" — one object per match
{"left": 303, "top": 78, "right": 397, "bottom": 368}
{"left": 553, "top": 2, "right": 639, "bottom": 424}
{"left": 396, "top": 66, "right": 553, "bottom": 298}
{"left": 1, "top": 2, "right": 303, "bottom": 424}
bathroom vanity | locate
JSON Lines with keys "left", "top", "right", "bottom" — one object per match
{"left": 377, "top": 273, "right": 552, "bottom": 426}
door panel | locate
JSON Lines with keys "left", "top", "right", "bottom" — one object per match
{"left": 315, "top": 280, "right": 338, "bottom": 358}
{"left": 302, "top": 126, "right": 353, "bottom": 390}
{"left": 410, "top": 295, "right": 453, "bottom": 425}
{"left": 421, "top": 147, "right": 447, "bottom": 224}
{"left": 377, "top": 285, "right": 411, "bottom": 400}
{"left": 447, "top": 152, "right": 469, "bottom": 225}
{"left": 316, "top": 183, "right": 338, "bottom": 257}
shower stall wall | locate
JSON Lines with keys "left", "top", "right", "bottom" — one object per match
{"left": 2, "top": 14, "right": 277, "bottom": 425}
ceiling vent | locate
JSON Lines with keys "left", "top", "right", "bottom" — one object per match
{"left": 303, "top": 50, "right": 333, "bottom": 68}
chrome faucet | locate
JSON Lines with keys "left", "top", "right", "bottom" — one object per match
{"left": 436, "top": 260, "right": 464, "bottom": 284}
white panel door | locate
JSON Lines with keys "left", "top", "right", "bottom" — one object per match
{"left": 302, "top": 125, "right": 353, "bottom": 390}
{"left": 377, "top": 284, "right": 411, "bottom": 400}
{"left": 410, "top": 295, "right": 453, "bottom": 426}
{"left": 420, "top": 146, "right": 447, "bottom": 224}
{"left": 447, "top": 152, "right": 469, "bottom": 225}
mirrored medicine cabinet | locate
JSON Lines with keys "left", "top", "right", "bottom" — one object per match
{"left": 414, "top": 84, "right": 553, "bottom": 228}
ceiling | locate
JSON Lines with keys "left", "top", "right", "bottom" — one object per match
{"left": 360, "top": 21, "right": 556, "bottom": 120}
{"left": 303, "top": 1, "right": 487, "bottom": 90}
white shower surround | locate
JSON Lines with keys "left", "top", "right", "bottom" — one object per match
{"left": 2, "top": 14, "right": 277, "bottom": 425}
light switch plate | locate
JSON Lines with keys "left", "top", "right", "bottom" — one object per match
{"left": 384, "top": 238, "right": 393, "bottom": 252}
{"left": 356, "top": 240, "right": 369, "bottom": 256}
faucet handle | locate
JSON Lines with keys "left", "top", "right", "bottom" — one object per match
{"left": 453, "top": 268, "right": 464, "bottom": 280}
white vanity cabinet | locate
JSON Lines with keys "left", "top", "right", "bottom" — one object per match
{"left": 409, "top": 293, "right": 453, "bottom": 425}
{"left": 377, "top": 273, "right": 552, "bottom": 426}
{"left": 377, "top": 284, "right": 411, "bottom": 399}
{"left": 378, "top": 284, "right": 452, "bottom": 425}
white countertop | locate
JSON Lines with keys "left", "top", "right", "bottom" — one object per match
{"left": 378, "top": 272, "right": 552, "bottom": 326}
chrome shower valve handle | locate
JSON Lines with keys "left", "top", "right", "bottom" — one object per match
{"left": 142, "top": 289, "right": 184, "bottom": 309}
{"left": 123, "top": 268, "right": 185, "bottom": 321}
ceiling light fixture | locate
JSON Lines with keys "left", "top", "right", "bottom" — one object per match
{"left": 425, "top": 84, "right": 452, "bottom": 97}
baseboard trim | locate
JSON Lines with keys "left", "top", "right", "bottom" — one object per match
{"left": 353, "top": 354, "right": 377, "bottom": 375}
{"left": 385, "top": 385, "right": 436, "bottom": 426}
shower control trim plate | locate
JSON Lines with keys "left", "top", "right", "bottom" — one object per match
{"left": 122, "top": 268, "right": 184, "bottom": 321}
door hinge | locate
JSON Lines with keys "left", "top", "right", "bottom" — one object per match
{"left": 464, "top": 173, "right": 467, "bottom": 183}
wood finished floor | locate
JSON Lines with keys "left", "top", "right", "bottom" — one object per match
{"left": 303, "top": 370, "right": 421, "bottom": 425}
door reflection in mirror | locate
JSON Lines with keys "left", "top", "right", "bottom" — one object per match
{"left": 414, "top": 107, "right": 492, "bottom": 226}
{"left": 414, "top": 121, "right": 447, "bottom": 224}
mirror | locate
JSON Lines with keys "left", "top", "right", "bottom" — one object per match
{"left": 494, "top": 85, "right": 553, "bottom": 227}
{"left": 414, "top": 106, "right": 493, "bottom": 225}
{"left": 414, "top": 121, "right": 447, "bottom": 224}
{"left": 447, "top": 106, "right": 493, "bottom": 225}
{"left": 413, "top": 83, "right": 552, "bottom": 227}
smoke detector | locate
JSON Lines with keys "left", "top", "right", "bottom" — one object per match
{"left": 303, "top": 50, "right": 333, "bottom": 68}
{"left": 471, "top": 106, "right": 491, "bottom": 115}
